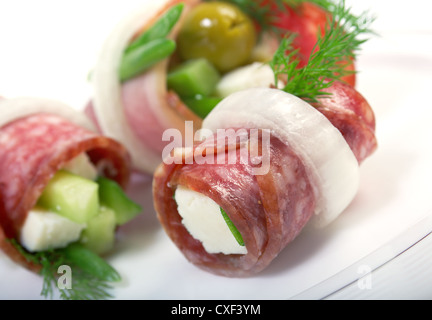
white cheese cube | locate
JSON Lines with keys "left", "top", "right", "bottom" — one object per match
{"left": 63, "top": 153, "right": 97, "bottom": 181}
{"left": 215, "top": 62, "right": 284, "bottom": 98}
{"left": 20, "top": 207, "right": 86, "bottom": 252}
{"left": 175, "top": 186, "right": 247, "bottom": 255}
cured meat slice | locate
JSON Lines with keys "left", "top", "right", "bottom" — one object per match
{"left": 154, "top": 131, "right": 316, "bottom": 276}
{"left": 313, "top": 81, "right": 378, "bottom": 164}
{"left": 153, "top": 88, "right": 366, "bottom": 277}
{"left": 0, "top": 98, "right": 131, "bottom": 272}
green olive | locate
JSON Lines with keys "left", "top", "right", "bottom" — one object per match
{"left": 177, "top": 1, "right": 257, "bottom": 73}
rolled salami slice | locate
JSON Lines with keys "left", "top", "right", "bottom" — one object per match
{"left": 88, "top": 0, "right": 202, "bottom": 175}
{"left": 313, "top": 81, "right": 378, "bottom": 164}
{"left": 153, "top": 88, "right": 365, "bottom": 277}
{"left": 0, "top": 97, "right": 131, "bottom": 272}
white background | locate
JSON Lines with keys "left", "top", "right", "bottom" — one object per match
{"left": 0, "top": 0, "right": 430, "bottom": 106}
{"left": 0, "top": 0, "right": 432, "bottom": 299}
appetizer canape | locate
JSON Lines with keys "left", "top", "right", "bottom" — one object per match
{"left": 152, "top": 0, "right": 377, "bottom": 276}
{"left": 0, "top": 97, "right": 142, "bottom": 299}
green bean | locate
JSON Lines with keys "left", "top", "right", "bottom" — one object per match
{"left": 125, "top": 3, "right": 184, "bottom": 54}
{"left": 119, "top": 38, "right": 176, "bottom": 82}
{"left": 62, "top": 243, "right": 121, "bottom": 282}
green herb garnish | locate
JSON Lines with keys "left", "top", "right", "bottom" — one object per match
{"left": 220, "top": 208, "right": 245, "bottom": 247}
{"left": 269, "top": 0, "right": 375, "bottom": 103}
{"left": 9, "top": 239, "right": 120, "bottom": 300}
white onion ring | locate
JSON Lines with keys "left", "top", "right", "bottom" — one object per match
{"left": 0, "top": 97, "right": 96, "bottom": 131}
{"left": 202, "top": 88, "right": 360, "bottom": 228}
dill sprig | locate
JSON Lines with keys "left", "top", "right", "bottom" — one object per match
{"left": 269, "top": 0, "right": 375, "bottom": 103}
{"left": 318, "top": 0, "right": 376, "bottom": 59}
{"left": 57, "top": 268, "right": 115, "bottom": 300}
{"left": 9, "top": 239, "right": 117, "bottom": 300}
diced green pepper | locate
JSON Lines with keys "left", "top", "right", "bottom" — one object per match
{"left": 96, "top": 177, "right": 142, "bottom": 226}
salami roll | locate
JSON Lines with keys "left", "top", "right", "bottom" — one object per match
{"left": 86, "top": 0, "right": 357, "bottom": 175}
{"left": 0, "top": 97, "right": 131, "bottom": 272}
{"left": 86, "top": 0, "right": 202, "bottom": 175}
{"left": 153, "top": 87, "right": 375, "bottom": 277}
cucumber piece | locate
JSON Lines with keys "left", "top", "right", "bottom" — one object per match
{"left": 37, "top": 170, "right": 99, "bottom": 224}
{"left": 183, "top": 95, "right": 222, "bottom": 118}
{"left": 79, "top": 206, "right": 117, "bottom": 255}
{"left": 167, "top": 58, "right": 221, "bottom": 97}
{"left": 96, "top": 177, "right": 142, "bottom": 226}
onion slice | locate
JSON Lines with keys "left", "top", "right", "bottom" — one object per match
{"left": 202, "top": 88, "right": 360, "bottom": 227}
{"left": 0, "top": 97, "right": 96, "bottom": 131}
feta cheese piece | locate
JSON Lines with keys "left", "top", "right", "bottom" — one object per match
{"left": 20, "top": 207, "right": 86, "bottom": 252}
{"left": 215, "top": 62, "right": 284, "bottom": 98}
{"left": 175, "top": 186, "right": 247, "bottom": 255}
{"left": 63, "top": 153, "right": 98, "bottom": 181}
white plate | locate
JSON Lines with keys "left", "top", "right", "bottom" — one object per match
{"left": 0, "top": 0, "right": 432, "bottom": 300}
